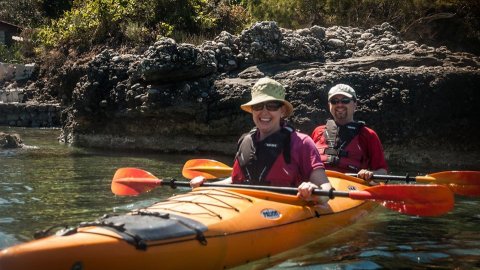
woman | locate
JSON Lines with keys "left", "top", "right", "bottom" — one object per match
{"left": 190, "top": 77, "right": 331, "bottom": 200}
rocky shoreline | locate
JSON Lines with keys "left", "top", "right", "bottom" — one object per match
{"left": 0, "top": 132, "right": 23, "bottom": 149}
{"left": 0, "top": 102, "right": 61, "bottom": 127}
{"left": 3, "top": 22, "right": 480, "bottom": 168}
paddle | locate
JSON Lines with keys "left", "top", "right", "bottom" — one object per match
{"left": 182, "top": 159, "right": 480, "bottom": 196}
{"left": 182, "top": 159, "right": 232, "bottom": 179}
{"left": 112, "top": 167, "right": 454, "bottom": 217}
{"left": 347, "top": 171, "right": 480, "bottom": 197}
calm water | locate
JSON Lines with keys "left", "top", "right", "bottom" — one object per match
{"left": 1, "top": 127, "right": 479, "bottom": 269}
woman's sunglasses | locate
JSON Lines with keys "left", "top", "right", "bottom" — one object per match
{"left": 329, "top": 97, "right": 354, "bottom": 105}
{"left": 251, "top": 101, "right": 284, "bottom": 111}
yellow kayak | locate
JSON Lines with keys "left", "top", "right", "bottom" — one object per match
{"left": 0, "top": 176, "right": 376, "bottom": 270}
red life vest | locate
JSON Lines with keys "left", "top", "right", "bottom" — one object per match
{"left": 315, "top": 120, "right": 368, "bottom": 173}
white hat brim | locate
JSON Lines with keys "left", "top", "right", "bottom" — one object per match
{"left": 328, "top": 91, "right": 353, "bottom": 100}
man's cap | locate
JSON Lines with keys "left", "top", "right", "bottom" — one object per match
{"left": 328, "top": 84, "right": 357, "bottom": 100}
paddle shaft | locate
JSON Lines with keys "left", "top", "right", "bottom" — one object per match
{"left": 165, "top": 179, "right": 358, "bottom": 199}
{"left": 346, "top": 173, "right": 431, "bottom": 183}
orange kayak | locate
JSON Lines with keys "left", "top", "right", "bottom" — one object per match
{"left": 0, "top": 176, "right": 375, "bottom": 270}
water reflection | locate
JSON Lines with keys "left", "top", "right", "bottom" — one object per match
{"left": 0, "top": 127, "right": 229, "bottom": 248}
{"left": 234, "top": 198, "right": 480, "bottom": 269}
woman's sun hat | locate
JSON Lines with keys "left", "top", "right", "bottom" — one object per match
{"left": 240, "top": 77, "right": 294, "bottom": 116}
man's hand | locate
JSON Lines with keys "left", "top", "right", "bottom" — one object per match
{"left": 357, "top": 169, "right": 374, "bottom": 180}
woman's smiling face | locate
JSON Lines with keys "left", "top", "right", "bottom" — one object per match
{"left": 251, "top": 101, "right": 286, "bottom": 140}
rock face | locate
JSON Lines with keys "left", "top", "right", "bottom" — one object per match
{"left": 57, "top": 22, "right": 480, "bottom": 168}
{"left": 0, "top": 103, "right": 61, "bottom": 127}
{"left": 0, "top": 132, "right": 23, "bottom": 148}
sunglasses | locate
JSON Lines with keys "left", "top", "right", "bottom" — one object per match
{"left": 251, "top": 101, "right": 284, "bottom": 111}
{"left": 329, "top": 97, "right": 354, "bottom": 105}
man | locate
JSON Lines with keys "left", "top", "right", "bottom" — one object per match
{"left": 311, "top": 84, "right": 388, "bottom": 180}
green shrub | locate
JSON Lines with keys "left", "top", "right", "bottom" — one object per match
{"left": 210, "top": 2, "right": 250, "bottom": 34}
{"left": 0, "top": 43, "right": 24, "bottom": 63}
{"left": 123, "top": 23, "right": 152, "bottom": 44}
{"left": 34, "top": 0, "right": 222, "bottom": 49}
{"left": 244, "top": 0, "right": 309, "bottom": 29}
{"left": 36, "top": 0, "right": 131, "bottom": 48}
{"left": 9, "top": 0, "right": 479, "bottom": 55}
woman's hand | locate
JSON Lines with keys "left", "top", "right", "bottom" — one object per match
{"left": 190, "top": 176, "right": 206, "bottom": 188}
{"left": 297, "top": 181, "right": 332, "bottom": 205}
{"left": 297, "top": 181, "right": 318, "bottom": 200}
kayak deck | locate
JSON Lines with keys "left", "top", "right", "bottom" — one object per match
{"left": 0, "top": 176, "right": 375, "bottom": 270}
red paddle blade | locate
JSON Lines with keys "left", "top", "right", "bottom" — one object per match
{"left": 447, "top": 184, "right": 480, "bottom": 197}
{"left": 425, "top": 171, "right": 480, "bottom": 196}
{"left": 350, "top": 185, "right": 454, "bottom": 217}
{"left": 182, "top": 159, "right": 232, "bottom": 179}
{"left": 112, "top": 168, "right": 162, "bottom": 196}
{"left": 426, "top": 171, "right": 480, "bottom": 185}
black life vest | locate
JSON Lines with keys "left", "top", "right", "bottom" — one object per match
{"left": 235, "top": 125, "right": 293, "bottom": 185}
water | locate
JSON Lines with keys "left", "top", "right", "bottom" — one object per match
{"left": 0, "top": 127, "right": 228, "bottom": 247}
{"left": 1, "top": 127, "right": 479, "bottom": 269}
{"left": 237, "top": 202, "right": 480, "bottom": 269}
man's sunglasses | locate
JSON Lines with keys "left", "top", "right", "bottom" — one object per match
{"left": 329, "top": 97, "right": 354, "bottom": 105}
{"left": 251, "top": 101, "right": 284, "bottom": 111}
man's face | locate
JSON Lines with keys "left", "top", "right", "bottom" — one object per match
{"left": 328, "top": 94, "right": 356, "bottom": 124}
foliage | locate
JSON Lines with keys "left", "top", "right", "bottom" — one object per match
{"left": 41, "top": 0, "right": 74, "bottom": 19}
{"left": 33, "top": 0, "right": 223, "bottom": 50}
{"left": 123, "top": 23, "right": 153, "bottom": 44}
{"left": 208, "top": 1, "right": 251, "bottom": 33}
{"left": 36, "top": 0, "right": 131, "bottom": 48}
{"left": 241, "top": 0, "right": 480, "bottom": 54}
{"left": 243, "top": 0, "right": 308, "bottom": 29}
{"left": 1, "top": 0, "right": 479, "bottom": 57}
{"left": 0, "top": 0, "right": 44, "bottom": 27}
{"left": 0, "top": 0, "right": 72, "bottom": 27}
{"left": 241, "top": 0, "right": 474, "bottom": 29}
{"left": 0, "top": 44, "right": 24, "bottom": 63}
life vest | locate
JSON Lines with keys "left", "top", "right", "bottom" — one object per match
{"left": 234, "top": 125, "right": 293, "bottom": 185}
{"left": 316, "top": 120, "right": 367, "bottom": 173}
